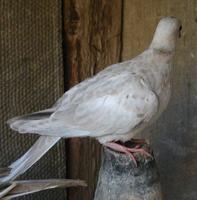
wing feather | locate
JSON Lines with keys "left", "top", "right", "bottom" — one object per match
{"left": 51, "top": 73, "right": 158, "bottom": 137}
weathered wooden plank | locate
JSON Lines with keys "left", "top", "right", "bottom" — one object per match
{"left": 122, "top": 1, "right": 197, "bottom": 199}
{"left": 62, "top": 0, "right": 122, "bottom": 199}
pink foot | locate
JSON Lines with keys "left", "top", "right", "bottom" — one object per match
{"left": 104, "top": 142, "right": 152, "bottom": 167}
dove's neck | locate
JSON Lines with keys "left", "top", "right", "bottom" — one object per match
{"left": 149, "top": 31, "right": 177, "bottom": 54}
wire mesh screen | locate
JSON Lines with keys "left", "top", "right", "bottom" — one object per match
{"left": 0, "top": 0, "right": 66, "bottom": 199}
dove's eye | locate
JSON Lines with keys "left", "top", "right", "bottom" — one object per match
{"left": 179, "top": 25, "right": 182, "bottom": 31}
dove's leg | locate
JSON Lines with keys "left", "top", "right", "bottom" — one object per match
{"left": 104, "top": 142, "right": 152, "bottom": 166}
{"left": 104, "top": 142, "right": 137, "bottom": 166}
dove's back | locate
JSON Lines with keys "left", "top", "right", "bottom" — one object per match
{"left": 8, "top": 48, "right": 172, "bottom": 140}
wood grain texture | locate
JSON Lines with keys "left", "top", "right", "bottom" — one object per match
{"left": 122, "top": 1, "right": 197, "bottom": 200}
{"left": 62, "top": 0, "right": 122, "bottom": 199}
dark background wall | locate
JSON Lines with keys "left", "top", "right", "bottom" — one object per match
{"left": 0, "top": 0, "right": 197, "bottom": 200}
{"left": 121, "top": 1, "right": 197, "bottom": 200}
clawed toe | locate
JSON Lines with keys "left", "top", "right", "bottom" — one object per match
{"left": 104, "top": 140, "right": 152, "bottom": 167}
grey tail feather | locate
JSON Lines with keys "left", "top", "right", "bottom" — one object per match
{"left": 0, "top": 136, "right": 61, "bottom": 185}
{"left": 0, "top": 179, "right": 87, "bottom": 200}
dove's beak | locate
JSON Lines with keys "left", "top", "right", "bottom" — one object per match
{"left": 179, "top": 25, "right": 182, "bottom": 38}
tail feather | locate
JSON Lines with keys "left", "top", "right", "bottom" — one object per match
{"left": 0, "top": 136, "right": 60, "bottom": 184}
{"left": 1, "top": 179, "right": 87, "bottom": 200}
{"left": 1, "top": 109, "right": 88, "bottom": 185}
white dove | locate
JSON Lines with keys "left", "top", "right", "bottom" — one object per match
{"left": 0, "top": 17, "right": 182, "bottom": 184}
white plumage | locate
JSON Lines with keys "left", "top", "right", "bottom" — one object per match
{"left": 0, "top": 17, "right": 181, "bottom": 184}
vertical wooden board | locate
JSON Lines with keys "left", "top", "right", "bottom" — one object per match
{"left": 62, "top": 0, "right": 122, "bottom": 200}
{"left": 122, "top": 1, "right": 197, "bottom": 200}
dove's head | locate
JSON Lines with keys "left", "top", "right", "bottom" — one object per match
{"left": 150, "top": 17, "right": 182, "bottom": 52}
